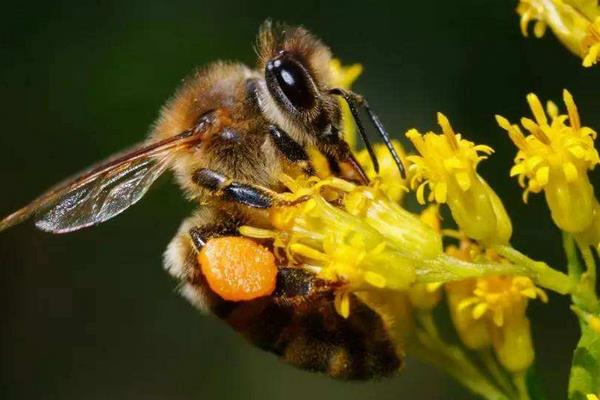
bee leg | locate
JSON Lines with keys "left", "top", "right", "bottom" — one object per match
{"left": 188, "top": 220, "right": 240, "bottom": 250}
{"left": 318, "top": 132, "right": 370, "bottom": 185}
{"left": 192, "top": 168, "right": 309, "bottom": 209}
{"left": 164, "top": 208, "right": 244, "bottom": 312}
{"left": 268, "top": 125, "right": 314, "bottom": 175}
{"left": 335, "top": 141, "right": 370, "bottom": 184}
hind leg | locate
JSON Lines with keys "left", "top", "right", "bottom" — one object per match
{"left": 163, "top": 206, "right": 244, "bottom": 312}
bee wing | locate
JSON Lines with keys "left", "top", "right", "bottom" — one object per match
{"left": 0, "top": 129, "right": 207, "bottom": 234}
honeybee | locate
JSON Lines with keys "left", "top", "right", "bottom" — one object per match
{"left": 1, "top": 22, "right": 405, "bottom": 379}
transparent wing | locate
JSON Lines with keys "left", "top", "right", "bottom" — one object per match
{"left": 0, "top": 129, "right": 206, "bottom": 234}
{"left": 34, "top": 152, "right": 175, "bottom": 233}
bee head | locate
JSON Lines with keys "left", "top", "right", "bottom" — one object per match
{"left": 256, "top": 21, "right": 342, "bottom": 145}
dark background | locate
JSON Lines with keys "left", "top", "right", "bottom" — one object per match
{"left": 1, "top": 1, "right": 599, "bottom": 399}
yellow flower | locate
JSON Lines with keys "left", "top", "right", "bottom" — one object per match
{"left": 492, "top": 316, "right": 536, "bottom": 374}
{"left": 446, "top": 278, "right": 492, "bottom": 350}
{"left": 582, "top": 16, "right": 600, "bottom": 66}
{"left": 517, "top": 0, "right": 600, "bottom": 67}
{"left": 406, "top": 113, "right": 512, "bottom": 245}
{"left": 241, "top": 175, "right": 531, "bottom": 321}
{"left": 330, "top": 59, "right": 363, "bottom": 149}
{"left": 587, "top": 394, "right": 600, "bottom": 400}
{"left": 355, "top": 140, "right": 408, "bottom": 203}
{"left": 445, "top": 239, "right": 547, "bottom": 372}
{"left": 460, "top": 275, "right": 548, "bottom": 327}
{"left": 419, "top": 204, "right": 442, "bottom": 233}
{"left": 240, "top": 174, "right": 446, "bottom": 319}
{"left": 330, "top": 59, "right": 363, "bottom": 90}
{"left": 461, "top": 276, "right": 546, "bottom": 372}
{"left": 241, "top": 176, "right": 432, "bottom": 294}
{"left": 445, "top": 241, "right": 493, "bottom": 350}
{"left": 496, "top": 90, "right": 599, "bottom": 235}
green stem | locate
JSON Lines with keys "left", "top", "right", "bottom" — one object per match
{"left": 480, "top": 350, "right": 517, "bottom": 398}
{"left": 563, "top": 233, "right": 582, "bottom": 279}
{"left": 406, "top": 311, "right": 508, "bottom": 399}
{"left": 409, "top": 335, "right": 509, "bottom": 400}
{"left": 577, "top": 242, "right": 599, "bottom": 312}
{"left": 513, "top": 372, "right": 531, "bottom": 400}
{"left": 564, "top": 235, "right": 599, "bottom": 312}
{"left": 417, "top": 254, "right": 529, "bottom": 283}
{"left": 493, "top": 245, "right": 574, "bottom": 295}
{"left": 579, "top": 242, "right": 598, "bottom": 288}
{"left": 416, "top": 312, "right": 440, "bottom": 339}
{"left": 580, "top": 245, "right": 597, "bottom": 283}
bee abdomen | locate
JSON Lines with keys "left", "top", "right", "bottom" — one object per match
{"left": 278, "top": 295, "right": 401, "bottom": 380}
{"left": 184, "top": 257, "right": 402, "bottom": 380}
{"left": 215, "top": 269, "right": 402, "bottom": 380}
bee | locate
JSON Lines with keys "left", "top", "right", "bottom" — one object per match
{"left": 0, "top": 22, "right": 405, "bottom": 380}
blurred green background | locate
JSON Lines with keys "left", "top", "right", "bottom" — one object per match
{"left": 1, "top": 1, "right": 599, "bottom": 399}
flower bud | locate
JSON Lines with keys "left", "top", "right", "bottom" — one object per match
{"left": 406, "top": 113, "right": 512, "bottom": 245}
{"left": 497, "top": 90, "right": 599, "bottom": 234}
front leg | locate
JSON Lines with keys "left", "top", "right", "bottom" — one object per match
{"left": 268, "top": 124, "right": 314, "bottom": 175}
{"left": 317, "top": 127, "right": 370, "bottom": 185}
{"left": 269, "top": 123, "right": 367, "bottom": 184}
{"left": 192, "top": 168, "right": 308, "bottom": 209}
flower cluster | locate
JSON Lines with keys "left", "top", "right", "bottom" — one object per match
{"left": 406, "top": 113, "right": 512, "bottom": 245}
{"left": 241, "top": 175, "right": 439, "bottom": 294}
{"left": 517, "top": 0, "right": 600, "bottom": 67}
{"left": 497, "top": 90, "right": 600, "bottom": 246}
{"left": 446, "top": 239, "right": 547, "bottom": 373}
{"left": 237, "top": 60, "right": 599, "bottom": 398}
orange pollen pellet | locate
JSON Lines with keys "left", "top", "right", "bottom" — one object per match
{"left": 198, "top": 236, "right": 277, "bottom": 302}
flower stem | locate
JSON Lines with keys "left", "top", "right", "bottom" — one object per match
{"left": 575, "top": 240, "right": 599, "bottom": 312}
{"left": 563, "top": 233, "right": 582, "bottom": 279}
{"left": 562, "top": 233, "right": 598, "bottom": 312}
{"left": 480, "top": 350, "right": 517, "bottom": 398}
{"left": 409, "top": 335, "right": 509, "bottom": 400}
{"left": 417, "top": 254, "right": 529, "bottom": 283}
{"left": 493, "top": 245, "right": 574, "bottom": 295}
{"left": 406, "top": 309, "right": 509, "bottom": 399}
{"left": 579, "top": 245, "right": 596, "bottom": 283}
{"left": 513, "top": 372, "right": 531, "bottom": 400}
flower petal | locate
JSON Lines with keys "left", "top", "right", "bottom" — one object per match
{"left": 455, "top": 171, "right": 472, "bottom": 191}
{"left": 434, "top": 181, "right": 448, "bottom": 203}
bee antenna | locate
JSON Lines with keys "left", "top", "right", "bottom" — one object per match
{"left": 361, "top": 100, "right": 406, "bottom": 179}
{"left": 329, "top": 88, "right": 406, "bottom": 179}
{"left": 329, "top": 88, "right": 379, "bottom": 174}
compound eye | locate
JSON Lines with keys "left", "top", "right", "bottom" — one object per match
{"left": 267, "top": 55, "right": 316, "bottom": 111}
